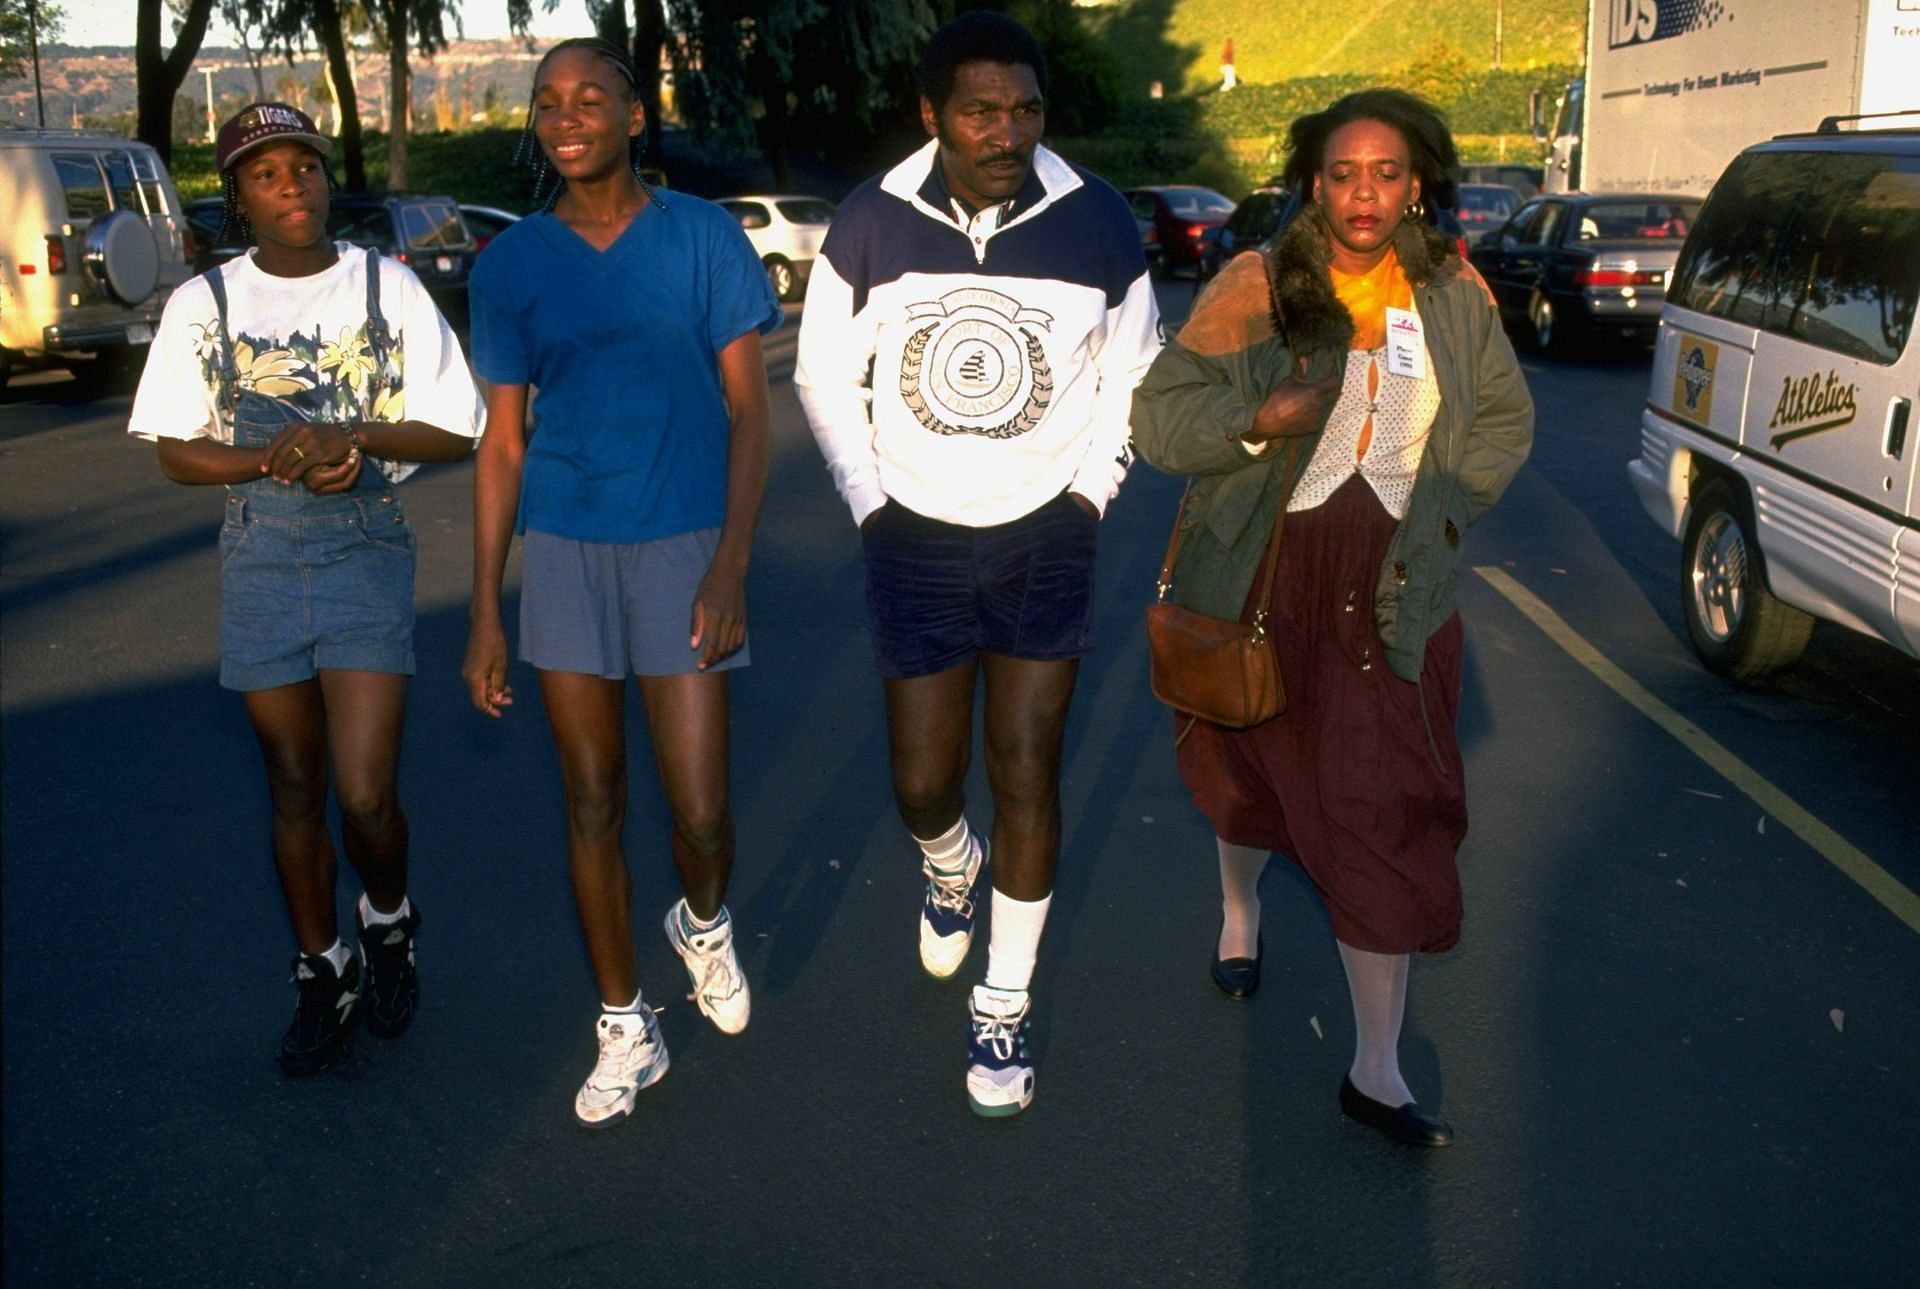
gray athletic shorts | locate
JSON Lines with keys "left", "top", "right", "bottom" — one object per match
{"left": 519, "top": 527, "right": 750, "bottom": 678}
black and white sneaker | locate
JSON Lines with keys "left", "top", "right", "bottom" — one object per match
{"left": 357, "top": 900, "right": 421, "bottom": 1038}
{"left": 277, "top": 951, "right": 361, "bottom": 1077}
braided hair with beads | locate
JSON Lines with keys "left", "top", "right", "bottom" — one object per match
{"left": 515, "top": 36, "right": 667, "bottom": 214}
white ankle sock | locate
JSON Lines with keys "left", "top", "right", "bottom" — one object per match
{"left": 681, "top": 901, "right": 726, "bottom": 934}
{"left": 604, "top": 989, "right": 644, "bottom": 1015}
{"left": 360, "top": 893, "right": 410, "bottom": 927}
{"left": 984, "top": 890, "right": 1051, "bottom": 991}
{"left": 320, "top": 939, "right": 352, "bottom": 973}
{"left": 916, "top": 816, "right": 973, "bottom": 871}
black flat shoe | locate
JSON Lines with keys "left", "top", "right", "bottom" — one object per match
{"left": 1339, "top": 1076, "right": 1454, "bottom": 1147}
{"left": 1210, "top": 929, "right": 1261, "bottom": 999}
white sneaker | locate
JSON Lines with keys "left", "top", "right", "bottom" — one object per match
{"left": 966, "top": 985, "right": 1035, "bottom": 1117}
{"left": 919, "top": 836, "right": 986, "bottom": 978}
{"left": 573, "top": 1005, "right": 669, "bottom": 1129}
{"left": 664, "top": 900, "right": 751, "bottom": 1035}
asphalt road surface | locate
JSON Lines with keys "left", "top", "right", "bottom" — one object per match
{"left": 4, "top": 280, "right": 1916, "bottom": 1286}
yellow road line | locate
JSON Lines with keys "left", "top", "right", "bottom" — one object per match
{"left": 1474, "top": 566, "right": 1920, "bottom": 936}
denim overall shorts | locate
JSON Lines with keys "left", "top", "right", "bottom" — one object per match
{"left": 210, "top": 250, "right": 418, "bottom": 691}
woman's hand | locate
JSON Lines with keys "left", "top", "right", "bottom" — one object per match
{"left": 301, "top": 449, "right": 363, "bottom": 494}
{"left": 1245, "top": 354, "right": 1341, "bottom": 443}
{"left": 690, "top": 566, "right": 747, "bottom": 670}
{"left": 462, "top": 615, "right": 514, "bottom": 716}
{"left": 264, "top": 421, "right": 354, "bottom": 483}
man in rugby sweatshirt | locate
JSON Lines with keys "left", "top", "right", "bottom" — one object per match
{"left": 794, "top": 11, "right": 1160, "bottom": 1117}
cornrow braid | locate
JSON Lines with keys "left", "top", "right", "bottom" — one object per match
{"left": 515, "top": 35, "right": 666, "bottom": 214}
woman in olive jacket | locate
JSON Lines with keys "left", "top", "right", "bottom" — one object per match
{"left": 1132, "top": 90, "right": 1533, "bottom": 1146}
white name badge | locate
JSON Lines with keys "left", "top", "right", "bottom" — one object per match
{"left": 1385, "top": 307, "right": 1425, "bottom": 379}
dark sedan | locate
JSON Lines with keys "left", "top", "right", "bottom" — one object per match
{"left": 1469, "top": 192, "right": 1700, "bottom": 353}
{"left": 1199, "top": 185, "right": 1301, "bottom": 279}
{"left": 1124, "top": 185, "right": 1235, "bottom": 274}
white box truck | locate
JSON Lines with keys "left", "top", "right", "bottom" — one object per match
{"left": 1541, "top": 0, "right": 1920, "bottom": 196}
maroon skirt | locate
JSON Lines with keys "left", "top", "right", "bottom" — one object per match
{"left": 1175, "top": 474, "right": 1467, "bottom": 954}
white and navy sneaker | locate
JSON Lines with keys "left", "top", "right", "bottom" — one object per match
{"left": 919, "top": 835, "right": 986, "bottom": 978}
{"left": 966, "top": 985, "right": 1035, "bottom": 1118}
{"left": 277, "top": 951, "right": 361, "bottom": 1077}
{"left": 356, "top": 900, "right": 421, "bottom": 1038}
{"left": 574, "top": 1005, "right": 669, "bottom": 1129}
{"left": 664, "top": 900, "right": 750, "bottom": 1035}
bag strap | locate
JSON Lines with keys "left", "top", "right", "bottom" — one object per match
{"left": 1156, "top": 265, "right": 1309, "bottom": 615}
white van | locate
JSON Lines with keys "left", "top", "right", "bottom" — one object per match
{"left": 1628, "top": 121, "right": 1920, "bottom": 680}
{"left": 0, "top": 126, "right": 194, "bottom": 390}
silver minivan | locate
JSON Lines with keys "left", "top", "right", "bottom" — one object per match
{"left": 0, "top": 126, "right": 194, "bottom": 389}
{"left": 1628, "top": 121, "right": 1920, "bottom": 679}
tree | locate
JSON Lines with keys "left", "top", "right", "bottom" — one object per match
{"left": 368, "top": 0, "right": 459, "bottom": 189}
{"left": 665, "top": 0, "right": 931, "bottom": 188}
{"left": 1, "top": 0, "right": 64, "bottom": 88}
{"left": 238, "top": 0, "right": 370, "bottom": 191}
{"left": 137, "top": 0, "right": 215, "bottom": 165}
{"left": 222, "top": 0, "right": 269, "bottom": 98}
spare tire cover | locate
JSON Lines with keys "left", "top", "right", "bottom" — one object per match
{"left": 85, "top": 210, "right": 161, "bottom": 306}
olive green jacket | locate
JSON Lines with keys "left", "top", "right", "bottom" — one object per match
{"left": 1132, "top": 211, "right": 1534, "bottom": 683}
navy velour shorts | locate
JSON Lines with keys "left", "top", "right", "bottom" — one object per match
{"left": 860, "top": 490, "right": 1098, "bottom": 680}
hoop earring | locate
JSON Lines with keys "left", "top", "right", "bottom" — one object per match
{"left": 1404, "top": 198, "right": 1426, "bottom": 221}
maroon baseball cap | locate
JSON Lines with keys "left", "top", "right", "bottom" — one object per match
{"left": 217, "top": 102, "right": 333, "bottom": 172}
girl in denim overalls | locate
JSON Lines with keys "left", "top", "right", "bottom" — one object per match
{"left": 127, "top": 104, "right": 484, "bottom": 1077}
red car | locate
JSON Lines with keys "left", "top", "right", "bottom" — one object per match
{"left": 1124, "top": 185, "right": 1235, "bottom": 275}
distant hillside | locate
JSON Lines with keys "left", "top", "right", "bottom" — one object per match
{"left": 1088, "top": 0, "right": 1587, "bottom": 94}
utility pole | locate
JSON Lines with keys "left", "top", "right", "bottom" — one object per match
{"left": 202, "top": 66, "right": 217, "bottom": 142}
{"left": 27, "top": 0, "right": 46, "bottom": 126}
{"left": 1494, "top": 0, "right": 1505, "bottom": 69}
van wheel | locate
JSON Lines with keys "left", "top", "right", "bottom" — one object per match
{"left": 763, "top": 255, "right": 797, "bottom": 302}
{"left": 1681, "top": 478, "right": 1813, "bottom": 681}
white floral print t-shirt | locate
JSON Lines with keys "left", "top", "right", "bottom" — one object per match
{"left": 128, "top": 244, "right": 485, "bottom": 480}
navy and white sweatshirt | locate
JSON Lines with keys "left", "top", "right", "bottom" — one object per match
{"left": 795, "top": 140, "right": 1162, "bottom": 528}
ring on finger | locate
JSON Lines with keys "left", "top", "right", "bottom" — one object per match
{"left": 290, "top": 446, "right": 306, "bottom": 461}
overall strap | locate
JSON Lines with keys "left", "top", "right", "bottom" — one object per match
{"left": 204, "top": 264, "right": 241, "bottom": 422}
{"left": 362, "top": 247, "right": 394, "bottom": 373}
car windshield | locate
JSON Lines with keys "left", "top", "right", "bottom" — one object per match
{"left": 1164, "top": 189, "right": 1234, "bottom": 218}
{"left": 1575, "top": 201, "right": 1700, "bottom": 240}
{"left": 399, "top": 202, "right": 468, "bottom": 250}
{"left": 776, "top": 199, "right": 835, "bottom": 225}
{"left": 1459, "top": 188, "right": 1518, "bottom": 219}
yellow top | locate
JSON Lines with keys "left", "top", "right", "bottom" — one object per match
{"left": 1329, "top": 247, "right": 1414, "bottom": 351}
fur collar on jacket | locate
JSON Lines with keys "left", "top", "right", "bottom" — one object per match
{"left": 1177, "top": 205, "right": 1462, "bottom": 359}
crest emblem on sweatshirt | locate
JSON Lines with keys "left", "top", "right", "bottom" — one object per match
{"left": 900, "top": 287, "right": 1053, "bottom": 439}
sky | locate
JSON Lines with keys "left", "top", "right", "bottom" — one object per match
{"left": 55, "top": 0, "right": 590, "bottom": 50}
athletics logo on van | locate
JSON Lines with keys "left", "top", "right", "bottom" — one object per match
{"left": 1768, "top": 369, "right": 1857, "bottom": 450}
{"left": 1607, "top": 0, "right": 1727, "bottom": 49}
{"left": 1672, "top": 335, "right": 1716, "bottom": 424}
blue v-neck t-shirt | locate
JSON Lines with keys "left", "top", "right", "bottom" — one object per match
{"left": 468, "top": 191, "right": 783, "bottom": 543}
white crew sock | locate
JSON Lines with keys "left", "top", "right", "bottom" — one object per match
{"left": 603, "top": 989, "right": 644, "bottom": 1016}
{"left": 915, "top": 816, "right": 974, "bottom": 872}
{"left": 983, "top": 889, "right": 1051, "bottom": 991}
{"left": 360, "top": 892, "right": 410, "bottom": 927}
{"left": 680, "top": 900, "right": 726, "bottom": 935}
{"left": 319, "top": 938, "right": 353, "bottom": 974}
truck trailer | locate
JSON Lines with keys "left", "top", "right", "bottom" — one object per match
{"left": 1541, "top": 0, "right": 1919, "bottom": 196}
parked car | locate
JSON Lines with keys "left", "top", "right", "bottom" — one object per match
{"left": 1627, "top": 122, "right": 1920, "bottom": 680}
{"left": 1124, "top": 185, "right": 1235, "bottom": 275}
{"left": 458, "top": 204, "right": 521, "bottom": 253}
{"left": 1459, "top": 163, "right": 1543, "bottom": 199}
{"left": 1199, "top": 185, "right": 1301, "bottom": 280}
{"left": 185, "top": 191, "right": 477, "bottom": 332}
{"left": 1454, "top": 182, "right": 1524, "bottom": 243}
{"left": 717, "top": 194, "right": 834, "bottom": 302}
{"left": 1469, "top": 191, "right": 1701, "bottom": 353}
{"left": 1, "top": 126, "right": 194, "bottom": 389}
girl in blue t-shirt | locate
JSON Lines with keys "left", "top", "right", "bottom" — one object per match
{"left": 463, "top": 37, "right": 782, "bottom": 1129}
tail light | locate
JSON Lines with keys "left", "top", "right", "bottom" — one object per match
{"left": 182, "top": 226, "right": 198, "bottom": 262}
{"left": 45, "top": 234, "right": 67, "bottom": 274}
{"left": 1144, "top": 228, "right": 1158, "bottom": 244}
{"left": 1187, "top": 222, "right": 1208, "bottom": 242}
{"left": 394, "top": 251, "right": 412, "bottom": 266}
{"left": 1456, "top": 237, "right": 1469, "bottom": 260}
{"left": 1576, "top": 267, "right": 1665, "bottom": 288}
